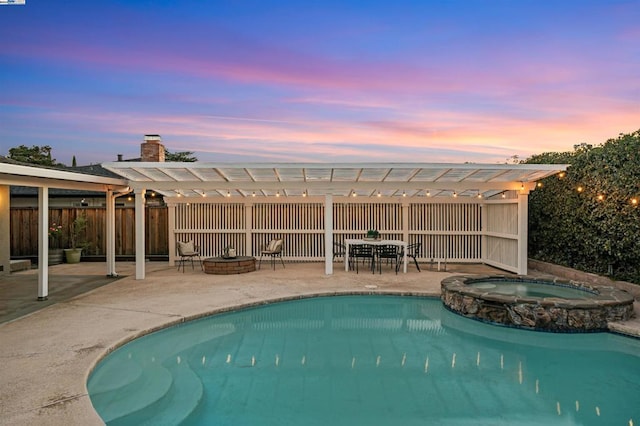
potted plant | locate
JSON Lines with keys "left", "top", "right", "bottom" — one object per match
{"left": 64, "top": 214, "right": 88, "bottom": 264}
{"left": 366, "top": 229, "right": 380, "bottom": 240}
{"left": 48, "top": 222, "right": 64, "bottom": 265}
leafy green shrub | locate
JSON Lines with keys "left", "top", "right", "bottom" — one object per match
{"left": 526, "top": 130, "right": 640, "bottom": 284}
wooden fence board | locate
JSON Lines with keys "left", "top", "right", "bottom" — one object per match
{"left": 10, "top": 207, "right": 168, "bottom": 256}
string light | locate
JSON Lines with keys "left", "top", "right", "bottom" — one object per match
{"left": 252, "top": 191, "right": 256, "bottom": 197}
{"left": 501, "top": 192, "right": 506, "bottom": 199}
{"left": 226, "top": 190, "right": 231, "bottom": 197}
{"left": 577, "top": 186, "right": 584, "bottom": 193}
{"left": 425, "top": 190, "right": 431, "bottom": 197}
{"left": 537, "top": 182, "right": 543, "bottom": 188}
{"left": 402, "top": 191, "right": 406, "bottom": 197}
{"left": 452, "top": 191, "right": 457, "bottom": 198}
{"left": 377, "top": 191, "right": 381, "bottom": 197}
{"left": 597, "top": 194, "right": 605, "bottom": 201}
{"left": 558, "top": 172, "right": 566, "bottom": 178}
{"left": 302, "top": 190, "right": 307, "bottom": 197}
{"left": 631, "top": 198, "right": 638, "bottom": 206}
{"left": 276, "top": 190, "right": 280, "bottom": 197}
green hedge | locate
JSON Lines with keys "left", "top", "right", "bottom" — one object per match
{"left": 526, "top": 129, "right": 640, "bottom": 284}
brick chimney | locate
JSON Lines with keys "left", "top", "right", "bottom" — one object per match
{"left": 140, "top": 134, "right": 165, "bottom": 162}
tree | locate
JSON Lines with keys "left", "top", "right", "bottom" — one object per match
{"left": 165, "top": 150, "right": 198, "bottom": 162}
{"left": 8, "top": 145, "right": 60, "bottom": 166}
{"left": 72, "top": 155, "right": 77, "bottom": 167}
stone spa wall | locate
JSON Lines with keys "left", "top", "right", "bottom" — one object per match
{"left": 441, "top": 275, "right": 635, "bottom": 332}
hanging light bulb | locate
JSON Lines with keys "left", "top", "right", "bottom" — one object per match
{"left": 426, "top": 190, "right": 431, "bottom": 197}
{"left": 252, "top": 191, "right": 256, "bottom": 197}
{"left": 276, "top": 190, "right": 280, "bottom": 197}
{"left": 377, "top": 191, "right": 381, "bottom": 197}
{"left": 402, "top": 191, "right": 406, "bottom": 197}
{"left": 452, "top": 191, "right": 457, "bottom": 198}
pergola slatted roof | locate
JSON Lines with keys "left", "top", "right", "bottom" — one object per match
{"left": 102, "top": 162, "right": 568, "bottom": 198}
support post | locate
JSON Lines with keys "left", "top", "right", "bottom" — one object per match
{"left": 245, "top": 202, "right": 253, "bottom": 257}
{"left": 517, "top": 191, "right": 529, "bottom": 275}
{"left": 135, "top": 189, "right": 146, "bottom": 279}
{"left": 167, "top": 201, "right": 176, "bottom": 267}
{"left": 324, "top": 194, "right": 333, "bottom": 275}
{"left": 37, "top": 187, "right": 49, "bottom": 300}
{"left": 106, "top": 189, "right": 117, "bottom": 277}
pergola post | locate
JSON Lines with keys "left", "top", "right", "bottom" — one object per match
{"left": 517, "top": 191, "right": 529, "bottom": 275}
{"left": 167, "top": 201, "right": 176, "bottom": 267}
{"left": 401, "top": 199, "right": 409, "bottom": 242}
{"left": 37, "top": 186, "right": 49, "bottom": 300}
{"left": 135, "top": 189, "right": 146, "bottom": 279}
{"left": 245, "top": 202, "right": 253, "bottom": 257}
{"left": 106, "top": 189, "right": 117, "bottom": 277}
{"left": 324, "top": 194, "right": 333, "bottom": 275}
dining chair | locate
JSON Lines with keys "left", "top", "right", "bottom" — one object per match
{"left": 349, "top": 244, "right": 375, "bottom": 274}
{"left": 332, "top": 241, "right": 346, "bottom": 261}
{"left": 399, "top": 242, "right": 422, "bottom": 272}
{"left": 375, "top": 244, "right": 399, "bottom": 274}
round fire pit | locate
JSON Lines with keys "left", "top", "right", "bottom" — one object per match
{"left": 203, "top": 256, "right": 256, "bottom": 275}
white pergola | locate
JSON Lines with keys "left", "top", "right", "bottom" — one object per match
{"left": 102, "top": 162, "right": 568, "bottom": 278}
{"left": 1, "top": 161, "right": 568, "bottom": 300}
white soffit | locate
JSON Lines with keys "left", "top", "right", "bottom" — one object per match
{"left": 101, "top": 162, "right": 568, "bottom": 198}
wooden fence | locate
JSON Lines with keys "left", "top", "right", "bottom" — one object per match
{"left": 10, "top": 207, "right": 168, "bottom": 257}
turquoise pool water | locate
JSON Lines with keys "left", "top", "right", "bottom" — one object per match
{"left": 88, "top": 296, "right": 640, "bottom": 425}
{"left": 468, "top": 281, "right": 598, "bottom": 299}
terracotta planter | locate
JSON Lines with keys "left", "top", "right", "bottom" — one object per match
{"left": 64, "top": 248, "right": 82, "bottom": 264}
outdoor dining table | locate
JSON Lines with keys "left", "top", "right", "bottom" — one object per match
{"left": 344, "top": 239, "right": 408, "bottom": 273}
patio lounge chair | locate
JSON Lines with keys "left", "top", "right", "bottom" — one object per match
{"left": 259, "top": 239, "right": 285, "bottom": 270}
{"left": 177, "top": 240, "right": 202, "bottom": 272}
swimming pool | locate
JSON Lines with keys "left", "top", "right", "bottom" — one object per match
{"left": 88, "top": 295, "right": 640, "bottom": 425}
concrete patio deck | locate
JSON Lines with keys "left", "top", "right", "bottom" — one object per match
{"left": 1, "top": 261, "right": 638, "bottom": 425}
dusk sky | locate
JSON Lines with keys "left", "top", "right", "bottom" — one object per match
{"left": 1, "top": 0, "right": 638, "bottom": 166}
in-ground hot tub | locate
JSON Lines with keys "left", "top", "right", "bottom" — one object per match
{"left": 441, "top": 275, "right": 635, "bottom": 332}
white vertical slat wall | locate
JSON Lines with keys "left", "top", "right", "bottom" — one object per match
{"left": 409, "top": 201, "right": 482, "bottom": 262}
{"left": 169, "top": 196, "right": 522, "bottom": 270}
{"left": 483, "top": 200, "right": 519, "bottom": 271}
{"left": 252, "top": 201, "right": 325, "bottom": 260}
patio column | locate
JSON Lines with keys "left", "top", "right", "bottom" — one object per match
{"left": 135, "top": 189, "right": 146, "bottom": 279}
{"left": 517, "top": 191, "right": 529, "bottom": 275}
{"left": 245, "top": 202, "right": 253, "bottom": 257}
{"left": 167, "top": 201, "right": 176, "bottom": 267}
{"left": 105, "top": 189, "right": 117, "bottom": 277}
{"left": 401, "top": 199, "right": 409, "bottom": 242}
{"left": 37, "top": 186, "right": 49, "bottom": 300}
{"left": 324, "top": 194, "right": 333, "bottom": 275}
